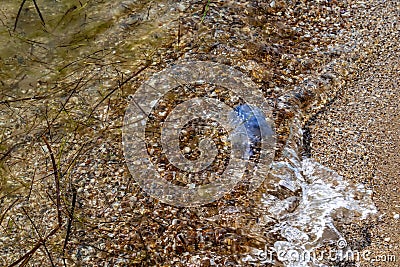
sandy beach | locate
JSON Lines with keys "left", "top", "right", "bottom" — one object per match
{"left": 312, "top": 0, "right": 400, "bottom": 265}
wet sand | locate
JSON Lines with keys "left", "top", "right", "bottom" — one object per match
{"left": 311, "top": 0, "right": 400, "bottom": 265}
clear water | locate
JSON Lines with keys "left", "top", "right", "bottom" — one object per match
{"left": 0, "top": 0, "right": 377, "bottom": 266}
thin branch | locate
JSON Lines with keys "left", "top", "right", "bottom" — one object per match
{"left": 32, "top": 0, "right": 45, "bottom": 27}
{"left": 62, "top": 187, "right": 77, "bottom": 267}
{"left": 26, "top": 168, "right": 36, "bottom": 201}
{"left": 54, "top": 4, "right": 77, "bottom": 30}
{"left": 0, "top": 198, "right": 19, "bottom": 226}
{"left": 58, "top": 49, "right": 109, "bottom": 72}
{"left": 21, "top": 207, "right": 55, "bottom": 267}
{"left": 0, "top": 95, "right": 49, "bottom": 105}
{"left": 50, "top": 77, "right": 84, "bottom": 126}
{"left": 0, "top": 142, "right": 24, "bottom": 161}
{"left": 41, "top": 136, "right": 62, "bottom": 227}
{"left": 87, "top": 62, "right": 151, "bottom": 119}
{"left": 13, "top": 0, "right": 27, "bottom": 31}
{"left": 8, "top": 136, "right": 63, "bottom": 267}
{"left": 8, "top": 225, "right": 60, "bottom": 267}
{"left": 66, "top": 61, "right": 153, "bottom": 140}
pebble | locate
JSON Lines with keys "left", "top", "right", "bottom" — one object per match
{"left": 2, "top": 0, "right": 392, "bottom": 266}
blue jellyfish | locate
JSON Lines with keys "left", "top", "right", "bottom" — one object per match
{"left": 230, "top": 104, "right": 273, "bottom": 158}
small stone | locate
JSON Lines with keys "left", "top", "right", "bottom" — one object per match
{"left": 384, "top": 237, "right": 391, "bottom": 242}
{"left": 393, "top": 214, "right": 399, "bottom": 220}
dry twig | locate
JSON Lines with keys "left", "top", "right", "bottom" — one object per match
{"left": 8, "top": 137, "right": 63, "bottom": 267}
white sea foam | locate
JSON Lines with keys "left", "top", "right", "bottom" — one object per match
{"left": 241, "top": 94, "right": 376, "bottom": 266}
{"left": 243, "top": 153, "right": 377, "bottom": 266}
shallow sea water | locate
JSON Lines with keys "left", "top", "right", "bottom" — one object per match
{"left": 0, "top": 1, "right": 376, "bottom": 266}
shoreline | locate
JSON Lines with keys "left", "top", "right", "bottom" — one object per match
{"left": 311, "top": 0, "right": 400, "bottom": 265}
